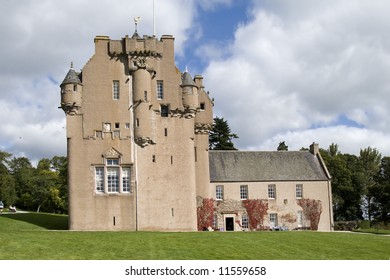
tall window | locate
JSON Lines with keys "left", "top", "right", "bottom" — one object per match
{"left": 297, "top": 210, "right": 303, "bottom": 227}
{"left": 95, "top": 167, "right": 104, "bottom": 192}
{"left": 107, "top": 167, "right": 119, "bottom": 192}
{"left": 113, "top": 80, "right": 120, "bottom": 100}
{"left": 122, "top": 168, "right": 131, "bottom": 193}
{"left": 242, "top": 214, "right": 249, "bottom": 229}
{"left": 269, "top": 213, "right": 278, "bottom": 227}
{"left": 216, "top": 185, "right": 224, "bottom": 200}
{"left": 268, "top": 184, "right": 276, "bottom": 199}
{"left": 212, "top": 214, "right": 218, "bottom": 229}
{"left": 157, "top": 80, "right": 164, "bottom": 99}
{"left": 295, "top": 184, "right": 303, "bottom": 199}
{"left": 240, "top": 185, "right": 248, "bottom": 200}
{"left": 296, "top": 184, "right": 303, "bottom": 199}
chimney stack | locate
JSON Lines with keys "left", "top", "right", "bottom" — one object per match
{"left": 310, "top": 142, "right": 319, "bottom": 155}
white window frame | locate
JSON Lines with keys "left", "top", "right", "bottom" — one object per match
{"left": 242, "top": 214, "right": 249, "bottom": 229}
{"left": 107, "top": 167, "right": 119, "bottom": 193}
{"left": 296, "top": 184, "right": 303, "bottom": 199}
{"left": 94, "top": 158, "right": 132, "bottom": 194}
{"left": 240, "top": 185, "right": 248, "bottom": 200}
{"left": 212, "top": 214, "right": 218, "bottom": 229}
{"left": 268, "top": 184, "right": 276, "bottom": 199}
{"left": 216, "top": 185, "right": 224, "bottom": 200}
{"left": 122, "top": 168, "right": 131, "bottom": 193}
{"left": 269, "top": 213, "right": 278, "bottom": 227}
{"left": 107, "top": 159, "right": 119, "bottom": 166}
{"left": 297, "top": 210, "right": 303, "bottom": 227}
{"left": 95, "top": 167, "right": 104, "bottom": 193}
{"left": 113, "top": 80, "right": 120, "bottom": 100}
{"left": 157, "top": 80, "right": 164, "bottom": 99}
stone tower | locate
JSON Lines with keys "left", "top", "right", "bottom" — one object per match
{"left": 60, "top": 33, "right": 213, "bottom": 231}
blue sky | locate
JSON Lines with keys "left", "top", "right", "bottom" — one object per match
{"left": 1, "top": 0, "right": 390, "bottom": 163}
{"left": 178, "top": 0, "right": 251, "bottom": 73}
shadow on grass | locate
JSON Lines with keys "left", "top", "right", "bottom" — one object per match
{"left": 1, "top": 213, "right": 68, "bottom": 230}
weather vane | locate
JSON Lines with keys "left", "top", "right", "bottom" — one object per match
{"left": 134, "top": 16, "right": 141, "bottom": 34}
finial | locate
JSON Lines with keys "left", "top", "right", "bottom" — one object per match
{"left": 185, "top": 66, "right": 188, "bottom": 73}
{"left": 132, "top": 17, "right": 142, "bottom": 38}
{"left": 70, "top": 62, "right": 74, "bottom": 69}
{"left": 134, "top": 17, "right": 141, "bottom": 33}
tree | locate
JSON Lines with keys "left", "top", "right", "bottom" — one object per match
{"left": 277, "top": 141, "right": 288, "bottom": 151}
{"left": 9, "top": 157, "right": 35, "bottom": 209}
{"left": 359, "top": 147, "right": 381, "bottom": 222}
{"left": 321, "top": 146, "right": 364, "bottom": 221}
{"left": 33, "top": 157, "right": 67, "bottom": 213}
{"left": 0, "top": 151, "right": 17, "bottom": 206}
{"left": 50, "top": 156, "right": 68, "bottom": 212}
{"left": 369, "top": 157, "right": 390, "bottom": 224}
{"left": 6, "top": 155, "right": 68, "bottom": 213}
{"left": 209, "top": 117, "right": 238, "bottom": 150}
{"left": 328, "top": 143, "right": 340, "bottom": 157}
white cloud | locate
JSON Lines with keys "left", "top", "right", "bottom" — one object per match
{"left": 2, "top": 0, "right": 390, "bottom": 163}
{"left": 0, "top": 0, "right": 197, "bottom": 162}
{"left": 202, "top": 0, "right": 390, "bottom": 155}
{"left": 258, "top": 126, "right": 390, "bottom": 156}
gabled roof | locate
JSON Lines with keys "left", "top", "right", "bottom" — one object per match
{"left": 209, "top": 150, "right": 330, "bottom": 182}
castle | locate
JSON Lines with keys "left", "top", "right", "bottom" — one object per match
{"left": 60, "top": 31, "right": 333, "bottom": 231}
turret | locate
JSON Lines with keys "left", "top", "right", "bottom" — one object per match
{"left": 181, "top": 70, "right": 198, "bottom": 118}
{"left": 132, "top": 63, "right": 153, "bottom": 147}
{"left": 60, "top": 63, "right": 82, "bottom": 114}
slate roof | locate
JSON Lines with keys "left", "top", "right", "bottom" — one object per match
{"left": 181, "top": 71, "right": 196, "bottom": 87}
{"left": 209, "top": 150, "right": 330, "bottom": 182}
{"left": 61, "top": 66, "right": 82, "bottom": 86}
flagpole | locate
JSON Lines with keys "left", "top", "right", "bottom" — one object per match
{"left": 153, "top": 0, "right": 156, "bottom": 36}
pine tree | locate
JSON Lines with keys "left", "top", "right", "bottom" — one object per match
{"left": 209, "top": 117, "right": 238, "bottom": 150}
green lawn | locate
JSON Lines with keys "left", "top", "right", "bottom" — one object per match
{"left": 0, "top": 213, "right": 389, "bottom": 260}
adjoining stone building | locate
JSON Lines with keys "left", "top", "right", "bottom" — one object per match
{"left": 60, "top": 31, "right": 333, "bottom": 231}
{"left": 208, "top": 146, "right": 333, "bottom": 231}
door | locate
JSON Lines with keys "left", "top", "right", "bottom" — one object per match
{"left": 225, "top": 217, "right": 234, "bottom": 231}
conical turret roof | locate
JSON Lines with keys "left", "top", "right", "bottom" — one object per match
{"left": 61, "top": 63, "right": 82, "bottom": 86}
{"left": 181, "top": 70, "right": 196, "bottom": 87}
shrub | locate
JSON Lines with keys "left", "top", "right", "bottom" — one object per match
{"left": 242, "top": 199, "right": 268, "bottom": 231}
{"left": 297, "top": 199, "right": 322, "bottom": 230}
{"left": 334, "top": 221, "right": 358, "bottom": 231}
{"left": 197, "top": 198, "right": 215, "bottom": 231}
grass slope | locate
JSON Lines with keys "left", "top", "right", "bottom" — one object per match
{"left": 0, "top": 213, "right": 389, "bottom": 260}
